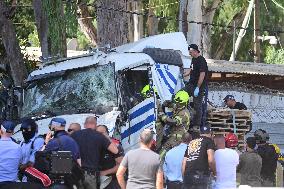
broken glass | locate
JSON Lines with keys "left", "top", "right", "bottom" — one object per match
{"left": 22, "top": 63, "right": 117, "bottom": 118}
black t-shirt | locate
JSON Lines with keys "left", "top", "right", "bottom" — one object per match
{"left": 189, "top": 56, "right": 208, "bottom": 87}
{"left": 100, "top": 142, "right": 124, "bottom": 176}
{"left": 256, "top": 143, "right": 278, "bottom": 180}
{"left": 71, "top": 128, "right": 111, "bottom": 171}
{"left": 232, "top": 102, "right": 247, "bottom": 110}
{"left": 184, "top": 136, "right": 215, "bottom": 175}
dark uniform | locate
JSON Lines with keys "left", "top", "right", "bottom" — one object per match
{"left": 71, "top": 128, "right": 112, "bottom": 189}
{"left": 45, "top": 130, "right": 80, "bottom": 161}
{"left": 256, "top": 144, "right": 278, "bottom": 186}
{"left": 184, "top": 54, "right": 208, "bottom": 129}
{"left": 233, "top": 102, "right": 247, "bottom": 110}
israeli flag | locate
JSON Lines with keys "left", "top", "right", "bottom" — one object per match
{"left": 121, "top": 97, "right": 156, "bottom": 151}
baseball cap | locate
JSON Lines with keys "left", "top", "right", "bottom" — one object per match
{"left": 188, "top": 44, "right": 200, "bottom": 53}
{"left": 1, "top": 120, "right": 16, "bottom": 133}
{"left": 200, "top": 123, "right": 211, "bottom": 134}
{"left": 223, "top": 95, "right": 235, "bottom": 102}
{"left": 49, "top": 118, "right": 66, "bottom": 127}
{"left": 21, "top": 118, "right": 37, "bottom": 129}
{"left": 246, "top": 137, "right": 256, "bottom": 149}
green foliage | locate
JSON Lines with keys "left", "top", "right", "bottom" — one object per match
{"left": 11, "top": 0, "right": 35, "bottom": 47}
{"left": 264, "top": 46, "right": 284, "bottom": 64}
{"left": 65, "top": 1, "right": 78, "bottom": 38}
{"left": 149, "top": 0, "right": 179, "bottom": 33}
{"left": 42, "top": 0, "right": 66, "bottom": 57}
{"left": 77, "top": 31, "right": 92, "bottom": 50}
{"left": 28, "top": 27, "right": 40, "bottom": 47}
{"left": 212, "top": 0, "right": 284, "bottom": 63}
{"left": 211, "top": 0, "right": 251, "bottom": 61}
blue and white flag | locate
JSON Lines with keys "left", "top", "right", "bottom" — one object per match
{"left": 121, "top": 97, "right": 156, "bottom": 151}
{"left": 152, "top": 63, "right": 182, "bottom": 102}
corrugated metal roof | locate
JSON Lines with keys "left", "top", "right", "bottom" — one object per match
{"left": 207, "top": 59, "right": 284, "bottom": 76}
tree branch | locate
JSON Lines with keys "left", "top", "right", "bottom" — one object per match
{"left": 77, "top": 0, "right": 98, "bottom": 46}
{"left": 203, "top": 0, "right": 224, "bottom": 15}
{"left": 213, "top": 10, "right": 246, "bottom": 59}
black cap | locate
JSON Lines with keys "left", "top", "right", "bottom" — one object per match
{"left": 188, "top": 44, "right": 200, "bottom": 53}
{"left": 21, "top": 118, "right": 37, "bottom": 130}
{"left": 246, "top": 137, "right": 256, "bottom": 149}
{"left": 223, "top": 95, "right": 235, "bottom": 102}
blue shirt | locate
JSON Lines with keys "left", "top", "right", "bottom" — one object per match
{"left": 163, "top": 143, "right": 187, "bottom": 182}
{"left": 20, "top": 134, "right": 44, "bottom": 164}
{"left": 45, "top": 131, "right": 80, "bottom": 160}
{"left": 0, "top": 137, "right": 22, "bottom": 182}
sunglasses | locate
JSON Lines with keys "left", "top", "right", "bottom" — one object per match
{"left": 67, "top": 129, "right": 73, "bottom": 132}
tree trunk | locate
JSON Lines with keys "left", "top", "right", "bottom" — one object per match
{"left": 0, "top": 1, "right": 27, "bottom": 86}
{"left": 97, "top": 0, "right": 130, "bottom": 48}
{"left": 146, "top": 8, "right": 159, "bottom": 36}
{"left": 32, "top": 0, "right": 49, "bottom": 58}
{"left": 77, "top": 0, "right": 97, "bottom": 46}
{"left": 127, "top": 1, "right": 134, "bottom": 42}
{"left": 132, "top": 0, "right": 143, "bottom": 41}
{"left": 187, "top": 0, "right": 202, "bottom": 48}
{"left": 179, "top": 0, "right": 188, "bottom": 37}
{"left": 128, "top": 0, "right": 143, "bottom": 42}
{"left": 58, "top": 2, "right": 67, "bottom": 57}
{"left": 187, "top": 0, "right": 222, "bottom": 58}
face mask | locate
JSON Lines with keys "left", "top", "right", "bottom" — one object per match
{"left": 22, "top": 131, "right": 36, "bottom": 142}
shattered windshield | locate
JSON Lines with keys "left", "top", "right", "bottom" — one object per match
{"left": 21, "top": 63, "right": 117, "bottom": 118}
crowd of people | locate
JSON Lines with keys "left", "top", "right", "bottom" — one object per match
{"left": 0, "top": 116, "right": 124, "bottom": 189}
{"left": 0, "top": 43, "right": 281, "bottom": 189}
{"left": 0, "top": 116, "right": 280, "bottom": 189}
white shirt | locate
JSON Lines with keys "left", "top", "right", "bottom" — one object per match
{"left": 214, "top": 148, "right": 239, "bottom": 189}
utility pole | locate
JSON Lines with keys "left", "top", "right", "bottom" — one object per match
{"left": 254, "top": 0, "right": 261, "bottom": 63}
{"left": 229, "top": 0, "right": 254, "bottom": 61}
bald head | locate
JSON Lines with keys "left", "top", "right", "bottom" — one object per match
{"left": 140, "top": 129, "right": 154, "bottom": 146}
{"left": 84, "top": 116, "right": 97, "bottom": 130}
{"left": 214, "top": 135, "right": 226, "bottom": 149}
{"left": 68, "top": 123, "right": 81, "bottom": 134}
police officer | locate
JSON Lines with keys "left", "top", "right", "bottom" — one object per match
{"left": 43, "top": 118, "right": 81, "bottom": 164}
{"left": 20, "top": 119, "right": 44, "bottom": 169}
{"left": 223, "top": 95, "right": 247, "bottom": 110}
{"left": 41, "top": 118, "right": 82, "bottom": 189}
{"left": 0, "top": 121, "right": 22, "bottom": 185}
{"left": 159, "top": 90, "right": 190, "bottom": 158}
{"left": 254, "top": 129, "right": 278, "bottom": 187}
{"left": 141, "top": 84, "right": 164, "bottom": 151}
